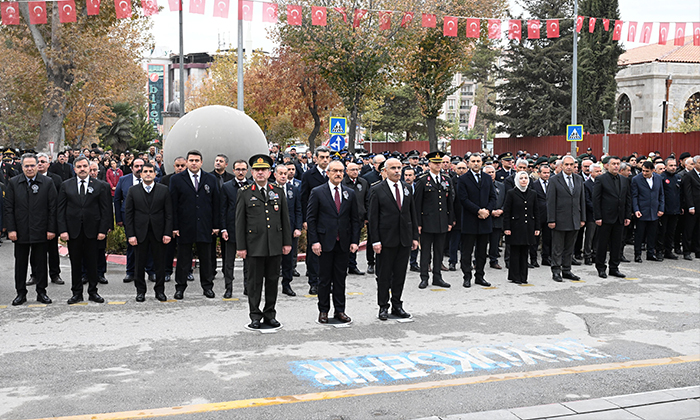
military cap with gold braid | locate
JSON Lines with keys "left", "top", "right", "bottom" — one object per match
{"left": 249, "top": 154, "right": 273, "bottom": 169}
{"left": 426, "top": 151, "right": 444, "bottom": 163}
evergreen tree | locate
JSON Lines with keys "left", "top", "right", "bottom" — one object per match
{"left": 373, "top": 85, "right": 426, "bottom": 142}
{"left": 98, "top": 103, "right": 135, "bottom": 152}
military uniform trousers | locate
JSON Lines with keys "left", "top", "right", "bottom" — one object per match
{"left": 420, "top": 231, "right": 446, "bottom": 282}
{"left": 247, "top": 255, "right": 282, "bottom": 321}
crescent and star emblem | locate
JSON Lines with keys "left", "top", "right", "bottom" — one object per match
{"left": 33, "top": 5, "right": 44, "bottom": 16}
{"left": 63, "top": 4, "right": 73, "bottom": 13}
{"left": 119, "top": 0, "right": 129, "bottom": 10}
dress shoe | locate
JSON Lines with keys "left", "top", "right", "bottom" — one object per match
{"left": 571, "top": 258, "right": 582, "bottom": 266}
{"left": 418, "top": 279, "right": 429, "bottom": 289}
{"left": 89, "top": 293, "right": 105, "bottom": 303}
{"left": 684, "top": 254, "right": 694, "bottom": 261}
{"left": 527, "top": 263, "right": 535, "bottom": 269}
{"left": 367, "top": 265, "right": 375, "bottom": 274}
{"left": 223, "top": 288, "right": 232, "bottom": 299}
{"left": 664, "top": 253, "right": 678, "bottom": 260}
{"left": 448, "top": 263, "right": 456, "bottom": 271}
{"left": 620, "top": 255, "right": 630, "bottom": 263}
{"left": 203, "top": 289, "right": 215, "bottom": 298}
{"left": 37, "top": 293, "right": 52, "bottom": 304}
{"left": 164, "top": 274, "right": 171, "bottom": 282}
{"left": 440, "top": 263, "right": 449, "bottom": 271}
{"left": 148, "top": 273, "right": 156, "bottom": 282}
{"left": 334, "top": 312, "right": 352, "bottom": 323}
{"left": 26, "top": 275, "right": 37, "bottom": 286}
{"left": 432, "top": 279, "right": 451, "bottom": 288}
{"left": 51, "top": 276, "right": 65, "bottom": 285}
{"left": 265, "top": 318, "right": 281, "bottom": 328}
{"left": 98, "top": 276, "right": 108, "bottom": 284}
{"left": 505, "top": 262, "right": 510, "bottom": 269}
{"left": 409, "top": 265, "right": 420, "bottom": 272}
{"left": 584, "top": 257, "right": 593, "bottom": 265}
{"left": 12, "top": 294, "right": 27, "bottom": 306}
{"left": 243, "top": 287, "right": 248, "bottom": 296}
{"left": 318, "top": 312, "right": 329, "bottom": 323}
{"left": 541, "top": 259, "right": 551, "bottom": 266}
{"left": 552, "top": 273, "right": 563, "bottom": 282}
{"left": 463, "top": 279, "right": 472, "bottom": 288}
{"left": 67, "top": 294, "right": 83, "bottom": 304}
{"left": 378, "top": 308, "right": 389, "bottom": 321}
{"left": 248, "top": 320, "right": 261, "bottom": 329}
{"left": 634, "top": 255, "right": 643, "bottom": 263}
{"left": 647, "top": 254, "right": 662, "bottom": 262}
{"left": 609, "top": 270, "right": 626, "bottom": 278}
{"left": 309, "top": 285, "right": 318, "bottom": 295}
{"left": 598, "top": 270, "right": 608, "bottom": 278}
{"left": 475, "top": 279, "right": 491, "bottom": 287}
{"left": 282, "top": 286, "right": 296, "bottom": 296}
{"left": 562, "top": 271, "right": 580, "bottom": 281}
{"left": 135, "top": 293, "right": 146, "bottom": 302}
{"left": 82, "top": 276, "right": 88, "bottom": 284}
{"left": 348, "top": 267, "right": 365, "bottom": 275}
{"left": 391, "top": 307, "right": 411, "bottom": 318}
{"left": 490, "top": 263, "right": 502, "bottom": 270}
{"left": 293, "top": 269, "right": 300, "bottom": 277}
{"left": 510, "top": 279, "right": 523, "bottom": 284}
{"left": 155, "top": 293, "right": 167, "bottom": 302}
{"left": 574, "top": 254, "right": 583, "bottom": 261}
{"left": 187, "top": 273, "right": 195, "bottom": 281}
{"left": 123, "top": 275, "right": 135, "bottom": 283}
{"left": 531, "top": 261, "right": 540, "bottom": 268}
{"left": 174, "top": 291, "right": 184, "bottom": 300}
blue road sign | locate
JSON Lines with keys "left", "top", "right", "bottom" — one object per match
{"left": 329, "top": 117, "right": 347, "bottom": 135}
{"left": 566, "top": 125, "right": 583, "bottom": 142}
{"left": 329, "top": 135, "right": 346, "bottom": 152}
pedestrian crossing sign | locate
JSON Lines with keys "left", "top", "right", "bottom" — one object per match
{"left": 329, "top": 117, "right": 347, "bottom": 135}
{"left": 566, "top": 125, "right": 583, "bottom": 142}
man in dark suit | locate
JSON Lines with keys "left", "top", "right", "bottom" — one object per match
{"left": 85, "top": 161, "right": 111, "bottom": 284}
{"left": 342, "top": 162, "right": 369, "bottom": 275}
{"left": 169, "top": 150, "right": 220, "bottom": 299}
{"left": 448, "top": 162, "right": 467, "bottom": 271}
{"left": 530, "top": 164, "right": 552, "bottom": 266}
{"left": 160, "top": 156, "right": 187, "bottom": 282}
{"left": 546, "top": 156, "right": 586, "bottom": 282}
{"left": 209, "top": 154, "right": 235, "bottom": 280}
{"left": 275, "top": 164, "right": 302, "bottom": 296}
{"left": 125, "top": 162, "right": 173, "bottom": 302}
{"left": 657, "top": 158, "right": 682, "bottom": 260}
{"left": 457, "top": 154, "right": 496, "bottom": 288}
{"left": 631, "top": 161, "right": 665, "bottom": 262}
{"left": 57, "top": 157, "right": 112, "bottom": 304}
{"left": 300, "top": 146, "right": 331, "bottom": 295}
{"left": 307, "top": 160, "right": 360, "bottom": 323}
{"left": 483, "top": 164, "right": 505, "bottom": 269}
{"left": 594, "top": 156, "right": 632, "bottom": 278}
{"left": 48, "top": 151, "right": 74, "bottom": 181}
{"left": 368, "top": 158, "right": 418, "bottom": 320}
{"left": 5, "top": 153, "right": 57, "bottom": 305}
{"left": 295, "top": 153, "right": 312, "bottom": 181}
{"left": 220, "top": 159, "right": 252, "bottom": 298}
{"left": 680, "top": 155, "right": 700, "bottom": 259}
{"left": 582, "top": 163, "right": 602, "bottom": 265}
{"left": 362, "top": 154, "right": 387, "bottom": 275}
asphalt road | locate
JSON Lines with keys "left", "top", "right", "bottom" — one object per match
{"left": 0, "top": 240, "right": 698, "bottom": 420}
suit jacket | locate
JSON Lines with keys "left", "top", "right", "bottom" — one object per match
{"left": 368, "top": 180, "right": 418, "bottom": 248}
{"left": 492, "top": 179, "right": 506, "bottom": 230}
{"left": 503, "top": 188, "right": 540, "bottom": 245}
{"left": 124, "top": 183, "right": 173, "bottom": 242}
{"left": 49, "top": 162, "right": 75, "bottom": 181}
{"left": 281, "top": 181, "right": 302, "bottom": 232}
{"left": 546, "top": 172, "right": 585, "bottom": 231}
{"left": 114, "top": 174, "right": 139, "bottom": 225}
{"left": 531, "top": 177, "right": 548, "bottom": 226}
{"left": 681, "top": 169, "right": 700, "bottom": 210}
{"left": 414, "top": 172, "right": 455, "bottom": 233}
{"left": 57, "top": 177, "right": 112, "bottom": 239}
{"left": 342, "top": 175, "right": 369, "bottom": 222}
{"left": 235, "top": 183, "right": 292, "bottom": 257}
{"left": 584, "top": 178, "right": 595, "bottom": 222}
{"left": 159, "top": 173, "right": 174, "bottom": 186}
{"left": 661, "top": 170, "right": 682, "bottom": 215}
{"left": 593, "top": 172, "right": 632, "bottom": 224}
{"left": 451, "top": 175, "right": 464, "bottom": 231}
{"left": 362, "top": 169, "right": 382, "bottom": 186}
{"left": 169, "top": 170, "right": 220, "bottom": 243}
{"left": 307, "top": 183, "right": 360, "bottom": 252}
{"left": 457, "top": 171, "right": 497, "bottom": 235}
{"left": 300, "top": 167, "right": 327, "bottom": 222}
{"left": 4, "top": 174, "right": 57, "bottom": 243}
{"left": 42, "top": 171, "right": 63, "bottom": 191}
{"left": 211, "top": 170, "right": 235, "bottom": 190}
{"left": 631, "top": 173, "right": 665, "bottom": 221}
{"left": 219, "top": 178, "right": 252, "bottom": 242}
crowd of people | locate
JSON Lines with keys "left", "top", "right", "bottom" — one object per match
{"left": 2, "top": 142, "right": 699, "bottom": 330}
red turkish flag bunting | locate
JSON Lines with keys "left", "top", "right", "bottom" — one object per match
{"left": 287, "top": 5, "right": 301, "bottom": 25}
{"left": 612, "top": 20, "right": 623, "bottom": 40}
{"left": 674, "top": 23, "right": 685, "bottom": 46}
{"left": 422, "top": 13, "right": 435, "bottom": 28}
{"left": 603, "top": 18, "right": 609, "bottom": 31}
{"left": 658, "top": 22, "right": 669, "bottom": 45}
{"left": 58, "top": 0, "right": 77, "bottom": 22}
{"left": 546, "top": 19, "right": 559, "bottom": 38}
{"left": 262, "top": 2, "right": 277, "bottom": 22}
{"left": 167, "top": 0, "right": 178, "bottom": 12}
{"left": 627, "top": 21, "right": 637, "bottom": 42}
{"left": 487, "top": 19, "right": 501, "bottom": 39}
{"left": 527, "top": 20, "right": 540, "bottom": 39}
{"left": 378, "top": 11, "right": 391, "bottom": 31}
{"left": 188, "top": 0, "right": 204, "bottom": 14}
{"left": 508, "top": 19, "right": 521, "bottom": 41}
{"left": 352, "top": 9, "right": 367, "bottom": 28}
{"left": 213, "top": 0, "right": 228, "bottom": 18}
{"left": 333, "top": 7, "right": 346, "bottom": 23}
{"left": 115, "top": 0, "right": 132, "bottom": 18}
{"left": 576, "top": 15, "right": 583, "bottom": 33}
{"left": 1, "top": 2, "right": 19, "bottom": 24}
{"left": 311, "top": 6, "right": 326, "bottom": 26}
{"left": 240, "top": 0, "right": 253, "bottom": 20}
{"left": 694, "top": 22, "right": 700, "bottom": 46}
{"left": 443, "top": 16, "right": 458, "bottom": 37}
{"left": 640, "top": 22, "right": 652, "bottom": 43}
{"left": 141, "top": 0, "right": 158, "bottom": 16}
{"left": 28, "top": 1, "right": 47, "bottom": 25}
{"left": 400, "top": 12, "right": 413, "bottom": 28}
{"left": 588, "top": 17, "right": 596, "bottom": 33}
{"left": 466, "top": 18, "right": 479, "bottom": 38}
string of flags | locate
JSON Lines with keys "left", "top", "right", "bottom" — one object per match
{"left": 1, "top": 0, "right": 699, "bottom": 47}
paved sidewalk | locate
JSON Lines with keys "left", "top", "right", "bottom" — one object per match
{"left": 416, "top": 385, "right": 700, "bottom": 420}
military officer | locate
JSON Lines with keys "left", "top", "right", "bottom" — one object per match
{"left": 236, "top": 154, "right": 292, "bottom": 330}
{"left": 495, "top": 152, "right": 515, "bottom": 183}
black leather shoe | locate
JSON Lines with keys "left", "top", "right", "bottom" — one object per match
{"left": 293, "top": 269, "right": 300, "bottom": 277}
{"left": 418, "top": 279, "right": 428, "bottom": 289}
{"left": 448, "top": 263, "right": 456, "bottom": 271}
{"left": 620, "top": 255, "right": 630, "bottom": 263}
{"left": 647, "top": 255, "right": 662, "bottom": 262}
{"left": 26, "top": 275, "right": 37, "bottom": 286}
{"left": 378, "top": 308, "right": 389, "bottom": 321}
{"left": 334, "top": 312, "right": 352, "bottom": 323}
{"left": 318, "top": 312, "right": 328, "bottom": 323}
{"left": 135, "top": 293, "right": 146, "bottom": 302}
{"left": 203, "top": 289, "right": 215, "bottom": 298}
{"left": 164, "top": 274, "right": 171, "bottom": 282}
{"left": 409, "top": 265, "right": 420, "bottom": 272}
{"left": 282, "top": 286, "right": 296, "bottom": 296}
{"left": 155, "top": 293, "right": 167, "bottom": 302}
{"left": 309, "top": 286, "right": 318, "bottom": 295}
{"left": 571, "top": 258, "right": 582, "bottom": 266}
{"left": 391, "top": 307, "right": 411, "bottom": 318}
{"left": 475, "top": 279, "right": 491, "bottom": 287}
{"left": 684, "top": 254, "right": 693, "bottom": 261}
{"left": 367, "top": 265, "right": 375, "bottom": 274}
{"left": 664, "top": 253, "right": 678, "bottom": 260}
{"left": 98, "top": 276, "right": 108, "bottom": 284}
{"left": 584, "top": 258, "right": 593, "bottom": 265}
{"left": 463, "top": 279, "right": 471, "bottom": 288}
{"left": 243, "top": 287, "right": 248, "bottom": 296}
{"left": 490, "top": 263, "right": 502, "bottom": 270}
{"left": 609, "top": 270, "right": 626, "bottom": 278}
{"left": 634, "top": 255, "right": 643, "bottom": 263}
{"left": 265, "top": 318, "right": 281, "bottom": 328}
{"left": 440, "top": 263, "right": 449, "bottom": 271}
{"left": 67, "top": 294, "right": 83, "bottom": 304}
{"left": 348, "top": 267, "right": 365, "bottom": 275}
{"left": 432, "top": 279, "right": 451, "bottom": 288}
{"left": 531, "top": 261, "right": 540, "bottom": 268}
{"left": 174, "top": 291, "right": 184, "bottom": 300}
{"left": 553, "top": 273, "right": 563, "bottom": 282}
{"left": 51, "top": 276, "right": 65, "bottom": 285}
{"left": 187, "top": 273, "right": 195, "bottom": 281}
{"left": 148, "top": 273, "right": 156, "bottom": 282}
{"left": 505, "top": 263, "right": 510, "bottom": 269}
{"left": 223, "top": 289, "right": 232, "bottom": 299}
{"left": 562, "top": 272, "right": 580, "bottom": 281}
{"left": 541, "top": 259, "right": 551, "bottom": 266}
{"left": 123, "top": 275, "right": 135, "bottom": 283}
{"left": 528, "top": 263, "right": 535, "bottom": 269}
{"left": 37, "top": 293, "right": 52, "bottom": 304}
{"left": 89, "top": 293, "right": 104, "bottom": 303}
{"left": 248, "top": 320, "right": 261, "bottom": 329}
{"left": 597, "top": 269, "right": 608, "bottom": 278}
{"left": 12, "top": 294, "right": 27, "bottom": 306}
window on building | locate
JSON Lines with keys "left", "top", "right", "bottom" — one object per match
{"left": 616, "top": 94, "right": 631, "bottom": 134}
{"left": 448, "top": 99, "right": 455, "bottom": 110}
{"left": 684, "top": 92, "right": 700, "bottom": 122}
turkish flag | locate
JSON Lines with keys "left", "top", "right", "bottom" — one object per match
{"left": 508, "top": 19, "right": 521, "bottom": 41}
{"left": 311, "top": 6, "right": 326, "bottom": 26}
{"left": 443, "top": 16, "right": 458, "bottom": 37}
{"left": 588, "top": 17, "right": 596, "bottom": 33}
{"left": 352, "top": 9, "right": 367, "bottom": 28}
{"left": 333, "top": 7, "right": 346, "bottom": 23}
{"left": 240, "top": 0, "right": 253, "bottom": 20}
{"left": 603, "top": 19, "right": 609, "bottom": 31}
{"left": 576, "top": 15, "right": 583, "bottom": 33}
{"left": 115, "top": 0, "right": 132, "bottom": 18}
{"left": 527, "top": 20, "right": 540, "bottom": 39}
{"left": 141, "top": 0, "right": 158, "bottom": 16}
{"left": 0, "top": 2, "right": 19, "bottom": 24}
{"left": 640, "top": 22, "right": 652, "bottom": 43}
{"left": 212, "top": 0, "right": 228, "bottom": 18}
{"left": 400, "top": 12, "right": 413, "bottom": 28}
{"left": 694, "top": 22, "right": 700, "bottom": 46}
{"left": 658, "top": 22, "right": 669, "bottom": 45}
{"left": 546, "top": 19, "right": 559, "bottom": 38}
{"left": 58, "top": 0, "right": 77, "bottom": 22}
{"left": 487, "top": 19, "right": 501, "bottom": 39}
{"left": 466, "top": 18, "right": 479, "bottom": 38}
{"left": 28, "top": 1, "right": 47, "bottom": 25}
{"left": 422, "top": 13, "right": 435, "bottom": 28}
{"left": 262, "top": 2, "right": 277, "bottom": 22}
{"left": 378, "top": 11, "right": 391, "bottom": 31}
{"left": 287, "top": 5, "right": 301, "bottom": 25}
{"left": 612, "top": 20, "right": 623, "bottom": 40}
{"left": 188, "top": 0, "right": 203, "bottom": 14}
{"left": 674, "top": 23, "right": 686, "bottom": 46}
{"left": 627, "top": 21, "right": 637, "bottom": 42}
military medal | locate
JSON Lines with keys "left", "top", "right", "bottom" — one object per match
{"left": 269, "top": 191, "right": 276, "bottom": 200}
{"left": 274, "top": 204, "right": 279, "bottom": 211}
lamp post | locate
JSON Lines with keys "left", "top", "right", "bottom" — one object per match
{"left": 602, "top": 119, "right": 611, "bottom": 155}
{"left": 571, "top": 0, "right": 578, "bottom": 157}
{"left": 662, "top": 75, "right": 672, "bottom": 132}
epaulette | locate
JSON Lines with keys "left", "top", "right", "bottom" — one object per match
{"left": 240, "top": 184, "right": 252, "bottom": 190}
{"left": 371, "top": 180, "right": 382, "bottom": 187}
{"left": 417, "top": 172, "right": 429, "bottom": 180}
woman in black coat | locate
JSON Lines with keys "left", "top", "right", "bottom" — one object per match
{"left": 503, "top": 171, "right": 540, "bottom": 284}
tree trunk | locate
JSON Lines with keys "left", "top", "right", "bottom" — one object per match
{"left": 347, "top": 93, "right": 361, "bottom": 153}
{"left": 427, "top": 116, "right": 438, "bottom": 152}
{"left": 307, "top": 89, "right": 320, "bottom": 153}
{"left": 37, "top": 79, "right": 70, "bottom": 153}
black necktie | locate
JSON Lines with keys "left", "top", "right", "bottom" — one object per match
{"left": 476, "top": 173, "right": 481, "bottom": 183}
{"left": 261, "top": 187, "right": 266, "bottom": 201}
{"left": 80, "top": 180, "right": 86, "bottom": 196}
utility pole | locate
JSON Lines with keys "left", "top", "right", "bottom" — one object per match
{"left": 178, "top": 1, "right": 185, "bottom": 117}
{"left": 571, "top": 0, "right": 578, "bottom": 156}
{"left": 237, "top": 0, "right": 244, "bottom": 111}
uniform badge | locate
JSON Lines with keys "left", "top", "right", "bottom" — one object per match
{"left": 87, "top": 186, "right": 94, "bottom": 194}
{"left": 274, "top": 204, "right": 279, "bottom": 211}
{"left": 269, "top": 191, "right": 278, "bottom": 200}
{"left": 250, "top": 196, "right": 258, "bottom": 201}
{"left": 440, "top": 181, "right": 448, "bottom": 189}
{"left": 31, "top": 184, "right": 39, "bottom": 194}
{"left": 204, "top": 184, "right": 210, "bottom": 193}
{"left": 404, "top": 187, "right": 410, "bottom": 196}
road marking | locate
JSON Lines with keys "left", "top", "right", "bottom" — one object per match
{"left": 27, "top": 304, "right": 47, "bottom": 308}
{"left": 625, "top": 278, "right": 639, "bottom": 280}
{"left": 28, "top": 355, "right": 700, "bottom": 420}
{"left": 673, "top": 266, "right": 700, "bottom": 274}
{"left": 222, "top": 298, "right": 240, "bottom": 301}
{"left": 347, "top": 292, "right": 363, "bottom": 295}
{"left": 0, "top": 305, "right": 6, "bottom": 309}
{"left": 108, "top": 302, "right": 126, "bottom": 305}
{"left": 430, "top": 288, "right": 448, "bottom": 292}
{"left": 70, "top": 302, "right": 88, "bottom": 306}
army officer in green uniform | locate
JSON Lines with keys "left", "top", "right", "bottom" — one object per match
{"left": 236, "top": 154, "right": 292, "bottom": 329}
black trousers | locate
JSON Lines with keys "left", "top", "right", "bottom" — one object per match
{"left": 489, "top": 228, "right": 502, "bottom": 264}
{"left": 583, "top": 221, "right": 597, "bottom": 259}
{"left": 419, "top": 231, "right": 446, "bottom": 283}
{"left": 376, "top": 245, "right": 410, "bottom": 310}
{"left": 81, "top": 238, "right": 106, "bottom": 277}
{"left": 15, "top": 242, "right": 48, "bottom": 295}
{"left": 551, "top": 230, "right": 578, "bottom": 274}
{"left": 574, "top": 226, "right": 585, "bottom": 257}
{"left": 596, "top": 222, "right": 624, "bottom": 272}
{"left": 448, "top": 228, "right": 462, "bottom": 265}
{"left": 508, "top": 244, "right": 529, "bottom": 283}
{"left": 682, "top": 212, "right": 700, "bottom": 255}
{"left": 306, "top": 248, "right": 320, "bottom": 287}
{"left": 210, "top": 233, "right": 224, "bottom": 277}
{"left": 318, "top": 241, "right": 348, "bottom": 313}
{"left": 366, "top": 230, "right": 376, "bottom": 266}
{"left": 47, "top": 236, "right": 60, "bottom": 278}
{"left": 224, "top": 240, "right": 248, "bottom": 291}
{"left": 460, "top": 233, "right": 489, "bottom": 281}
{"left": 134, "top": 229, "right": 166, "bottom": 295}
{"left": 247, "top": 255, "right": 282, "bottom": 321}
{"left": 281, "top": 237, "right": 298, "bottom": 287}
{"left": 656, "top": 214, "right": 679, "bottom": 256}
{"left": 530, "top": 222, "right": 552, "bottom": 262}
{"left": 635, "top": 220, "right": 658, "bottom": 257}
{"left": 67, "top": 231, "right": 98, "bottom": 295}
{"left": 175, "top": 242, "right": 213, "bottom": 293}
{"left": 165, "top": 239, "right": 177, "bottom": 275}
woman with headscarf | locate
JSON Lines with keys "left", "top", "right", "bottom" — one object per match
{"left": 503, "top": 171, "right": 540, "bottom": 284}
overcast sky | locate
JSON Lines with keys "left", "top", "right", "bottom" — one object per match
{"left": 148, "top": 0, "right": 700, "bottom": 57}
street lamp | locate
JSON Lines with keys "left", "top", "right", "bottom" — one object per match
{"left": 662, "top": 75, "right": 672, "bottom": 132}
